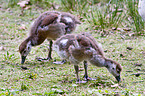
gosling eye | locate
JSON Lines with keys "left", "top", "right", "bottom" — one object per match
{"left": 112, "top": 67, "right": 115, "bottom": 70}
{"left": 28, "top": 47, "right": 30, "bottom": 50}
{"left": 106, "top": 65, "right": 109, "bottom": 68}
{"left": 117, "top": 71, "right": 120, "bottom": 73}
{"left": 23, "top": 50, "right": 26, "bottom": 53}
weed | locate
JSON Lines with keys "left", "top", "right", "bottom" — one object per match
{"left": 127, "top": 0, "right": 144, "bottom": 35}
{"left": 29, "top": 72, "right": 37, "bottom": 79}
{"left": 60, "top": 0, "right": 89, "bottom": 16}
{"left": 21, "top": 82, "right": 29, "bottom": 91}
{"left": 7, "top": 0, "right": 19, "bottom": 7}
{"left": 84, "top": 0, "right": 124, "bottom": 31}
{"left": 30, "top": 0, "right": 53, "bottom": 8}
{"left": 3, "top": 51, "right": 15, "bottom": 61}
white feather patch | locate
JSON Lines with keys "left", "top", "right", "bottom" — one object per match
{"left": 27, "top": 41, "right": 31, "bottom": 47}
{"left": 60, "top": 39, "right": 68, "bottom": 46}
{"left": 23, "top": 41, "right": 32, "bottom": 56}
{"left": 57, "top": 14, "right": 61, "bottom": 23}
{"left": 53, "top": 44, "right": 68, "bottom": 59}
{"left": 64, "top": 17, "right": 73, "bottom": 22}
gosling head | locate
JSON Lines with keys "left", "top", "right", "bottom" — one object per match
{"left": 19, "top": 40, "right": 32, "bottom": 64}
{"left": 61, "top": 16, "right": 80, "bottom": 34}
{"left": 105, "top": 59, "right": 122, "bottom": 82}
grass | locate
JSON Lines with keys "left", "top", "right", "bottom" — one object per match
{"left": 0, "top": 0, "right": 145, "bottom": 95}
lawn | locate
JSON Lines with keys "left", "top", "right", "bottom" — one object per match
{"left": 0, "top": 0, "right": 145, "bottom": 95}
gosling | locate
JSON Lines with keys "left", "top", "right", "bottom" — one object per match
{"left": 19, "top": 11, "right": 80, "bottom": 64}
{"left": 53, "top": 33, "right": 122, "bottom": 83}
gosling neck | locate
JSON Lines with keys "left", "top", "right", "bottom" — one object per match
{"left": 27, "top": 35, "right": 45, "bottom": 46}
{"left": 89, "top": 54, "right": 106, "bottom": 67}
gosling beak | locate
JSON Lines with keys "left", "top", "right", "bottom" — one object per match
{"left": 115, "top": 75, "right": 121, "bottom": 82}
{"left": 21, "top": 56, "right": 26, "bottom": 64}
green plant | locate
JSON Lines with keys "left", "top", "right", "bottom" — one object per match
{"left": 21, "top": 82, "right": 29, "bottom": 91}
{"left": 105, "top": 2, "right": 123, "bottom": 28}
{"left": 30, "top": 0, "right": 52, "bottom": 8}
{"left": 83, "top": 0, "right": 124, "bottom": 31}
{"left": 4, "top": 51, "right": 15, "bottom": 61}
{"left": 127, "top": 0, "right": 144, "bottom": 35}
{"left": 61, "top": 0, "right": 89, "bottom": 16}
{"left": 29, "top": 72, "right": 37, "bottom": 79}
{"left": 7, "top": 0, "right": 19, "bottom": 7}
{"left": 97, "top": 10, "right": 105, "bottom": 30}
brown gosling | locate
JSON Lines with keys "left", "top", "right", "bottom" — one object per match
{"left": 19, "top": 11, "right": 80, "bottom": 64}
{"left": 53, "top": 33, "right": 122, "bottom": 83}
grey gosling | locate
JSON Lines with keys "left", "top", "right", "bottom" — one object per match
{"left": 53, "top": 33, "right": 122, "bottom": 83}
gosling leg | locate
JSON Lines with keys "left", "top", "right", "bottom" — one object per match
{"left": 74, "top": 65, "right": 87, "bottom": 83}
{"left": 83, "top": 61, "right": 97, "bottom": 81}
{"left": 47, "top": 40, "right": 53, "bottom": 60}
{"left": 36, "top": 40, "right": 53, "bottom": 61}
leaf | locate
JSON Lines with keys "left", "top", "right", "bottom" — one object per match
{"left": 51, "top": 88, "right": 64, "bottom": 93}
{"left": 24, "top": 6, "right": 31, "bottom": 10}
{"left": 130, "top": 73, "right": 145, "bottom": 77}
{"left": 7, "top": 51, "right": 9, "bottom": 56}
{"left": 126, "top": 47, "right": 133, "bottom": 50}
{"left": 116, "top": 28, "right": 122, "bottom": 31}
{"left": 19, "top": 24, "right": 26, "bottom": 30}
{"left": 44, "top": 91, "right": 54, "bottom": 95}
{"left": 17, "top": 0, "right": 30, "bottom": 8}
{"left": 128, "top": 33, "right": 135, "bottom": 37}
{"left": 123, "top": 28, "right": 131, "bottom": 31}
{"left": 134, "top": 63, "right": 142, "bottom": 66}
{"left": 40, "top": 75, "right": 44, "bottom": 78}
{"left": 51, "top": 85, "right": 59, "bottom": 88}
{"left": 111, "top": 84, "right": 119, "bottom": 87}
{"left": 72, "top": 84, "right": 78, "bottom": 87}
{"left": 112, "top": 27, "right": 117, "bottom": 30}
{"left": 105, "top": 90, "right": 109, "bottom": 93}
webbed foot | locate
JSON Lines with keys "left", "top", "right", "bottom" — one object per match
{"left": 84, "top": 76, "right": 97, "bottom": 81}
{"left": 76, "top": 79, "right": 87, "bottom": 84}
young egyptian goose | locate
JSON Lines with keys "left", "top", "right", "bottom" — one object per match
{"left": 19, "top": 11, "right": 80, "bottom": 64}
{"left": 53, "top": 33, "right": 122, "bottom": 83}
